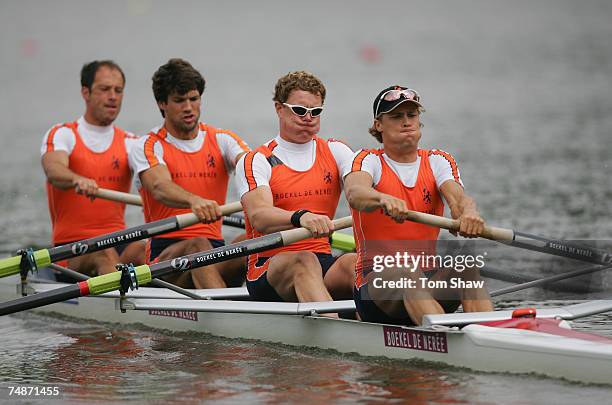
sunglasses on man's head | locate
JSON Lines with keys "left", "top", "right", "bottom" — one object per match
{"left": 374, "top": 88, "right": 421, "bottom": 117}
{"left": 382, "top": 88, "right": 420, "bottom": 102}
{"left": 283, "top": 103, "right": 324, "bottom": 117}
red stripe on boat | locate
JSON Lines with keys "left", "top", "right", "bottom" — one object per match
{"left": 77, "top": 281, "right": 90, "bottom": 296}
{"left": 481, "top": 318, "right": 612, "bottom": 344}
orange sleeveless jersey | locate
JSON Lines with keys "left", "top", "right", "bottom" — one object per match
{"left": 45, "top": 122, "right": 132, "bottom": 244}
{"left": 242, "top": 136, "right": 342, "bottom": 281}
{"left": 352, "top": 149, "right": 457, "bottom": 288}
{"left": 140, "top": 123, "right": 244, "bottom": 240}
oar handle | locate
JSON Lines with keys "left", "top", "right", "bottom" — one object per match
{"left": 94, "top": 188, "right": 143, "bottom": 206}
{"left": 176, "top": 201, "right": 244, "bottom": 228}
{"left": 403, "top": 210, "right": 514, "bottom": 241}
{"left": 281, "top": 216, "right": 353, "bottom": 245}
{"left": 92, "top": 190, "right": 244, "bottom": 229}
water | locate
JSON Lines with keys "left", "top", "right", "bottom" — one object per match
{"left": 1, "top": 313, "right": 611, "bottom": 404}
{"left": 1, "top": 0, "right": 611, "bottom": 402}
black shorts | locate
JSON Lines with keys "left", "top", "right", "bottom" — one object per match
{"left": 149, "top": 237, "right": 225, "bottom": 262}
{"left": 354, "top": 269, "right": 460, "bottom": 325}
{"left": 246, "top": 252, "right": 337, "bottom": 302}
{"left": 354, "top": 283, "right": 414, "bottom": 325}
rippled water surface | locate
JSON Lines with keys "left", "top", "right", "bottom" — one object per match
{"left": 1, "top": 0, "right": 611, "bottom": 403}
{"left": 1, "top": 313, "right": 612, "bottom": 404}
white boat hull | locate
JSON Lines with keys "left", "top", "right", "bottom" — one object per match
{"left": 1, "top": 275, "right": 611, "bottom": 385}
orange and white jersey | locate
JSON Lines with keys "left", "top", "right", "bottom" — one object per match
{"left": 348, "top": 148, "right": 461, "bottom": 288}
{"left": 43, "top": 119, "right": 133, "bottom": 244}
{"left": 235, "top": 135, "right": 353, "bottom": 282}
{"left": 235, "top": 136, "right": 353, "bottom": 197}
{"left": 129, "top": 122, "right": 249, "bottom": 240}
{"left": 41, "top": 116, "right": 139, "bottom": 156}
{"left": 344, "top": 148, "right": 463, "bottom": 189}
{"left": 129, "top": 123, "right": 249, "bottom": 176}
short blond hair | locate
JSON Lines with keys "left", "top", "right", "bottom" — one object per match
{"left": 273, "top": 71, "right": 326, "bottom": 103}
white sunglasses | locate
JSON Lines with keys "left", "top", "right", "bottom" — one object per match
{"left": 282, "top": 103, "right": 324, "bottom": 117}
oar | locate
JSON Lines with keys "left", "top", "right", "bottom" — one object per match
{"left": 0, "top": 201, "right": 242, "bottom": 279}
{"left": 92, "top": 188, "right": 143, "bottom": 206}
{"left": 481, "top": 265, "right": 598, "bottom": 293}
{"left": 490, "top": 264, "right": 612, "bottom": 297}
{"left": 48, "top": 263, "right": 205, "bottom": 300}
{"left": 92, "top": 189, "right": 354, "bottom": 249}
{"left": 0, "top": 216, "right": 353, "bottom": 316}
{"left": 93, "top": 188, "right": 246, "bottom": 229}
{"left": 397, "top": 210, "right": 612, "bottom": 265}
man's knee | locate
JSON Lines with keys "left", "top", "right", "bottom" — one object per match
{"left": 188, "top": 237, "right": 213, "bottom": 252}
{"left": 95, "top": 248, "right": 119, "bottom": 264}
{"left": 291, "top": 252, "right": 321, "bottom": 275}
{"left": 286, "top": 251, "right": 317, "bottom": 268}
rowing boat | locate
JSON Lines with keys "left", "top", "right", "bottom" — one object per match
{"left": 1, "top": 198, "right": 611, "bottom": 385}
{"left": 1, "top": 274, "right": 610, "bottom": 385}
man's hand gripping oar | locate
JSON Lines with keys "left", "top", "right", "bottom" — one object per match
{"left": 0, "top": 201, "right": 243, "bottom": 279}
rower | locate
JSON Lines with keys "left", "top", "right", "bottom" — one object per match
{"left": 344, "top": 85, "right": 493, "bottom": 325}
{"left": 235, "top": 71, "right": 355, "bottom": 312}
{"left": 128, "top": 58, "right": 250, "bottom": 289}
{"left": 41, "top": 60, "right": 145, "bottom": 279}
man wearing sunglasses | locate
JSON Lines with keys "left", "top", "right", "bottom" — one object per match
{"left": 235, "top": 71, "right": 355, "bottom": 312}
{"left": 343, "top": 85, "right": 493, "bottom": 326}
{"left": 129, "top": 58, "right": 250, "bottom": 289}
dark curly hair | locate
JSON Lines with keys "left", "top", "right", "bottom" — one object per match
{"left": 152, "top": 58, "right": 205, "bottom": 117}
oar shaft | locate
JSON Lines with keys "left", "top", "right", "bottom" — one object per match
{"left": 402, "top": 210, "right": 612, "bottom": 265}
{"left": 222, "top": 215, "right": 245, "bottom": 229}
{"left": 51, "top": 201, "right": 242, "bottom": 263}
{"left": 0, "top": 284, "right": 83, "bottom": 315}
{"left": 508, "top": 232, "right": 612, "bottom": 265}
{"left": 50, "top": 263, "right": 202, "bottom": 300}
{"left": 490, "top": 264, "right": 612, "bottom": 297}
{"left": 148, "top": 216, "right": 354, "bottom": 280}
{"left": 0, "top": 201, "right": 242, "bottom": 279}
{"left": 0, "top": 216, "right": 353, "bottom": 316}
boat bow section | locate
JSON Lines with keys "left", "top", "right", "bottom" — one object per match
{"left": 461, "top": 322, "right": 612, "bottom": 384}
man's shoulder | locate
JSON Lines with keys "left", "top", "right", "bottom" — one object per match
{"left": 252, "top": 139, "right": 277, "bottom": 155}
{"left": 129, "top": 131, "right": 163, "bottom": 152}
{"left": 357, "top": 147, "right": 383, "bottom": 157}
{"left": 427, "top": 148, "right": 455, "bottom": 158}
{"left": 201, "top": 122, "right": 240, "bottom": 139}
{"left": 324, "top": 136, "right": 353, "bottom": 150}
{"left": 211, "top": 126, "right": 239, "bottom": 137}
{"left": 426, "top": 149, "right": 458, "bottom": 165}
{"left": 113, "top": 125, "right": 139, "bottom": 140}
{"left": 46, "top": 121, "right": 76, "bottom": 134}
{"left": 238, "top": 143, "right": 280, "bottom": 170}
{"left": 350, "top": 148, "right": 382, "bottom": 170}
